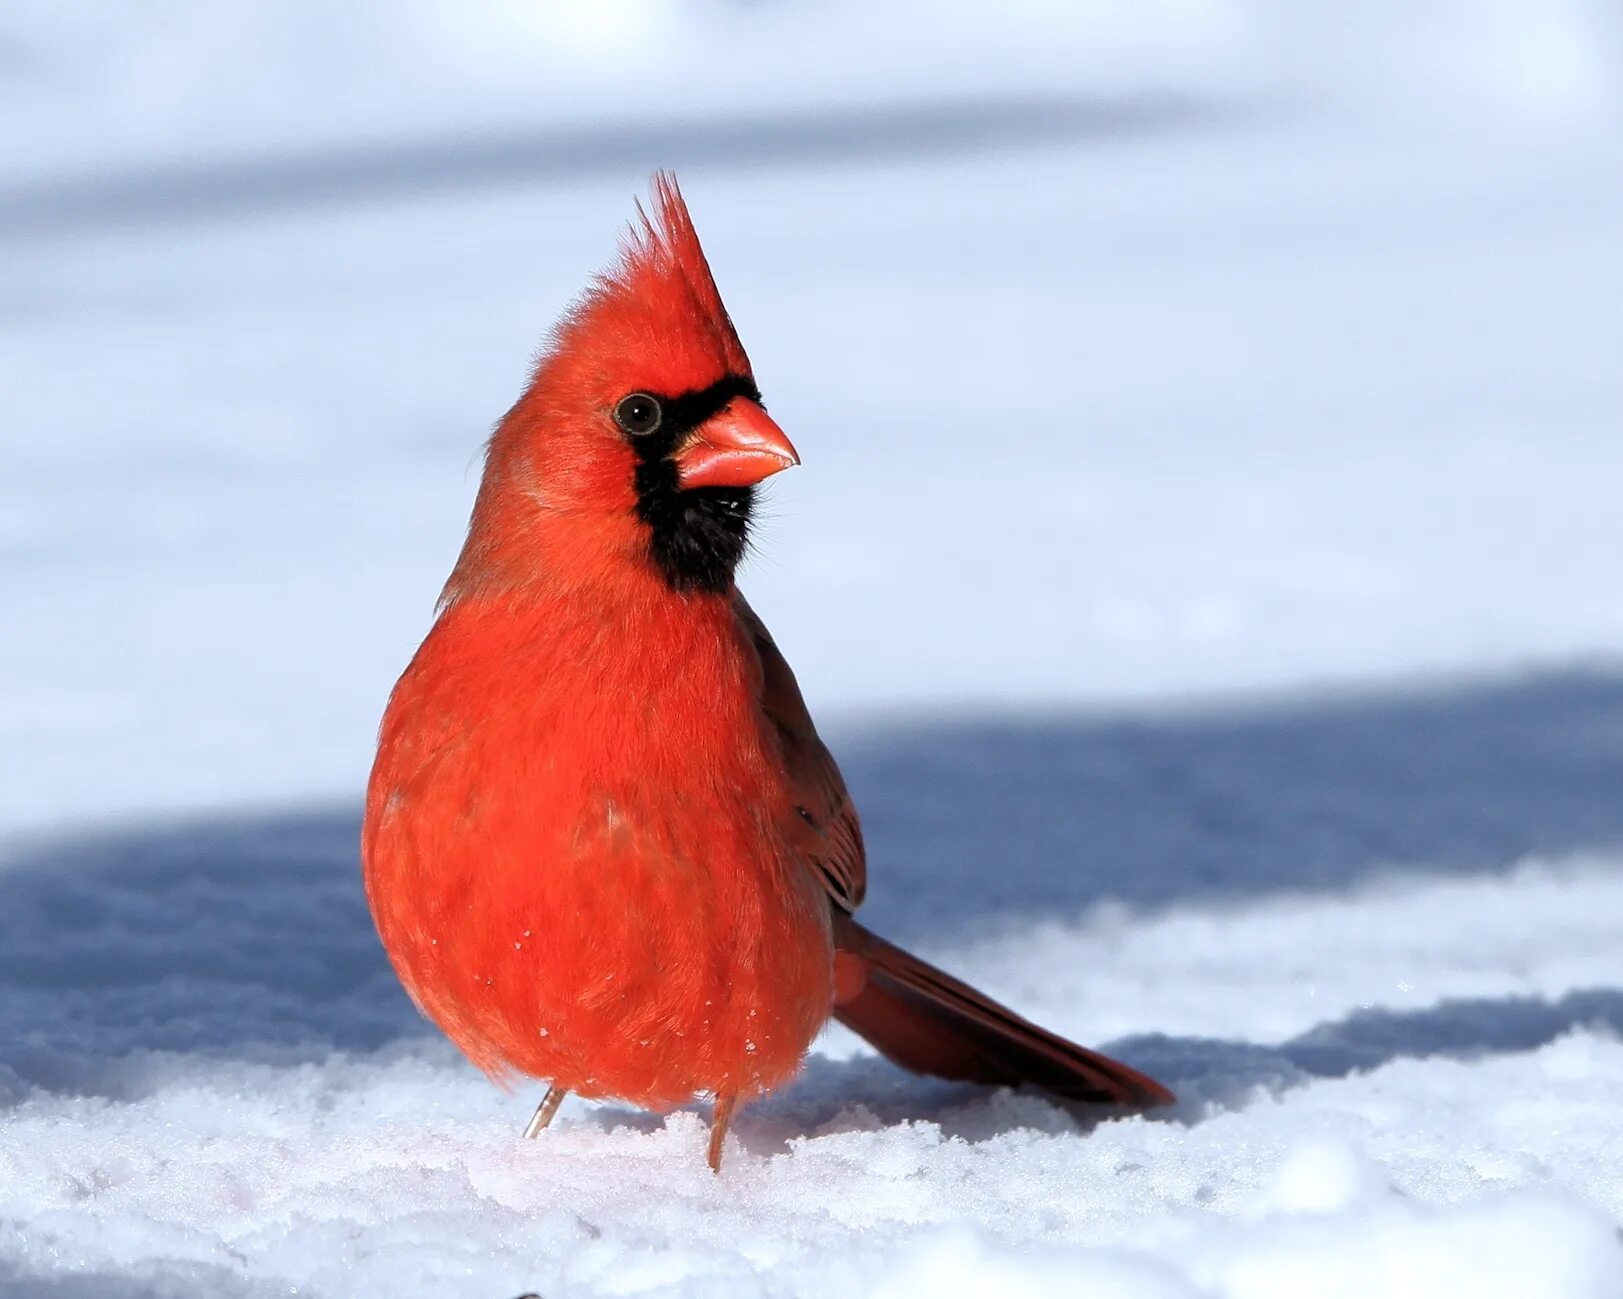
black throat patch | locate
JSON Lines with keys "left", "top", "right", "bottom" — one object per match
{"left": 630, "top": 374, "right": 763, "bottom": 595}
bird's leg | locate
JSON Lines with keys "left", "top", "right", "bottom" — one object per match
{"left": 707, "top": 1092, "right": 738, "bottom": 1174}
{"left": 522, "top": 1085, "right": 567, "bottom": 1139}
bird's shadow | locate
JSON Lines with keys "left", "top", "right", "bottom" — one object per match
{"left": 4, "top": 668, "right": 1623, "bottom": 1134}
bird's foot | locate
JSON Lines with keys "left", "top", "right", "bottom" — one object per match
{"left": 522, "top": 1084, "right": 567, "bottom": 1139}
{"left": 708, "top": 1092, "right": 737, "bottom": 1174}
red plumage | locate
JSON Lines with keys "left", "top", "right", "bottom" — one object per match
{"left": 361, "top": 176, "right": 1171, "bottom": 1171}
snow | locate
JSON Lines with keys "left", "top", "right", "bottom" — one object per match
{"left": 3, "top": 2, "right": 1622, "bottom": 1295}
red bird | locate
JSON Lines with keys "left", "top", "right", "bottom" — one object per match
{"left": 362, "top": 176, "right": 1172, "bottom": 1172}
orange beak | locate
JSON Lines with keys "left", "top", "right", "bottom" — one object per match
{"left": 675, "top": 399, "right": 800, "bottom": 490}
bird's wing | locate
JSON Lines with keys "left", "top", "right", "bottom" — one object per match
{"left": 732, "top": 593, "right": 867, "bottom": 912}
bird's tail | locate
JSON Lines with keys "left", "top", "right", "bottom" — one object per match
{"left": 831, "top": 916, "right": 1174, "bottom": 1108}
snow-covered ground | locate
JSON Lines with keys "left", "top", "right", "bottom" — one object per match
{"left": 3, "top": 3, "right": 1622, "bottom": 1295}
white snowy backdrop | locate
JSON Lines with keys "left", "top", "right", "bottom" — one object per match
{"left": 2, "top": 2, "right": 1622, "bottom": 1295}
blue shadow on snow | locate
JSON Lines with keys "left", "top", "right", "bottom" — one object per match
{"left": 1, "top": 667, "right": 1620, "bottom": 1107}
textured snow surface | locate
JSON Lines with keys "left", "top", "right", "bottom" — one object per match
{"left": 4, "top": 836, "right": 1622, "bottom": 1297}
{"left": 4, "top": 2, "right": 1623, "bottom": 1295}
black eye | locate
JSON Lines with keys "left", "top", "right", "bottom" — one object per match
{"left": 614, "top": 393, "right": 662, "bottom": 437}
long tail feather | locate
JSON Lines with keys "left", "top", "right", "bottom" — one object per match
{"left": 832, "top": 917, "right": 1174, "bottom": 1107}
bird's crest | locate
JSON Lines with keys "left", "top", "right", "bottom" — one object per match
{"left": 557, "top": 173, "right": 752, "bottom": 384}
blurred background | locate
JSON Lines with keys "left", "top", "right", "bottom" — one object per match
{"left": 2, "top": 1, "right": 1620, "bottom": 833}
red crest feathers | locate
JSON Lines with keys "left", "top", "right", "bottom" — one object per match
{"left": 554, "top": 173, "right": 752, "bottom": 390}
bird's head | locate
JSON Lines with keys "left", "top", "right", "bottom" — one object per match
{"left": 446, "top": 174, "right": 798, "bottom": 603}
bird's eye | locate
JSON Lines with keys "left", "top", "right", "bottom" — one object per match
{"left": 614, "top": 393, "right": 663, "bottom": 437}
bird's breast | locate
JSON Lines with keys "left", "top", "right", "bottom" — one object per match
{"left": 361, "top": 591, "right": 833, "bottom": 1106}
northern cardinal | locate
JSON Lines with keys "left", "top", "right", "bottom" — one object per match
{"left": 362, "top": 175, "right": 1172, "bottom": 1172}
